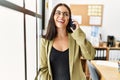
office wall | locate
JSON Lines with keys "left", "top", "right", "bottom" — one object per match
{"left": 45, "top": 0, "right": 120, "bottom": 42}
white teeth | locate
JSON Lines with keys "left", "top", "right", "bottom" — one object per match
{"left": 58, "top": 20, "right": 64, "bottom": 23}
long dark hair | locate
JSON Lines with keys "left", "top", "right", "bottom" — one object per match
{"left": 43, "top": 3, "right": 72, "bottom": 40}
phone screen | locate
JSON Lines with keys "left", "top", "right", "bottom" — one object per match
{"left": 70, "top": 19, "right": 76, "bottom": 30}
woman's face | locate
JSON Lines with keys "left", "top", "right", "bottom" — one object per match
{"left": 54, "top": 6, "right": 70, "bottom": 29}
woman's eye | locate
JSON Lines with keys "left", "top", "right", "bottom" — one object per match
{"left": 55, "top": 10, "right": 69, "bottom": 17}
{"left": 64, "top": 13, "right": 69, "bottom": 16}
{"left": 57, "top": 12, "right": 61, "bottom": 15}
{"left": 55, "top": 11, "right": 61, "bottom": 15}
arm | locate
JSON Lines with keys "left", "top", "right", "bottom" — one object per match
{"left": 39, "top": 38, "right": 51, "bottom": 80}
{"left": 71, "top": 28, "right": 96, "bottom": 60}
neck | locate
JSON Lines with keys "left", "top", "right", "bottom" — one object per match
{"left": 56, "top": 28, "right": 68, "bottom": 38}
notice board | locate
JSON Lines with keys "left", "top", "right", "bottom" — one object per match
{"left": 70, "top": 4, "right": 103, "bottom": 26}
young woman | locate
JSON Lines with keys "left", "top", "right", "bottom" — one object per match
{"left": 39, "top": 3, "right": 95, "bottom": 80}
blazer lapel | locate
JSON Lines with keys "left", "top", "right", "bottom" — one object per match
{"left": 68, "top": 33, "right": 75, "bottom": 79}
{"left": 47, "top": 40, "right": 53, "bottom": 76}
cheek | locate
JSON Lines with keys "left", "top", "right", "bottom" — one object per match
{"left": 54, "top": 16, "right": 56, "bottom": 21}
{"left": 66, "top": 18, "right": 69, "bottom": 24}
{"left": 54, "top": 16, "right": 57, "bottom": 24}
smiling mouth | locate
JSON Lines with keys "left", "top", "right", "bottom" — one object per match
{"left": 57, "top": 20, "right": 65, "bottom": 24}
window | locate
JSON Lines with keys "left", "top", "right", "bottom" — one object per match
{"left": 0, "top": 0, "right": 44, "bottom": 80}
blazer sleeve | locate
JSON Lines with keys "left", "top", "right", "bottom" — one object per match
{"left": 71, "top": 28, "right": 96, "bottom": 60}
{"left": 39, "top": 38, "right": 51, "bottom": 80}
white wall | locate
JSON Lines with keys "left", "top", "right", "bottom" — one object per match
{"left": 45, "top": 0, "right": 120, "bottom": 42}
{"left": 102, "top": 1, "right": 120, "bottom": 41}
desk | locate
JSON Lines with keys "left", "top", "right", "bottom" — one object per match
{"left": 91, "top": 60, "right": 120, "bottom": 80}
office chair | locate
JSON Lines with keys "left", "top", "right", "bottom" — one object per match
{"left": 87, "top": 60, "right": 100, "bottom": 80}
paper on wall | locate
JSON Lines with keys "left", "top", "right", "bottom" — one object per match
{"left": 89, "top": 16, "right": 101, "bottom": 25}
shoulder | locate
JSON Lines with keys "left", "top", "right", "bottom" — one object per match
{"left": 40, "top": 37, "right": 50, "bottom": 46}
{"left": 71, "top": 28, "right": 85, "bottom": 39}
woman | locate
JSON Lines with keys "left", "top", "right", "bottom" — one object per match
{"left": 39, "top": 3, "right": 95, "bottom": 80}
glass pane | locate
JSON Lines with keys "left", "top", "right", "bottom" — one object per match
{"left": 6, "top": 0, "right": 23, "bottom": 7}
{"left": 37, "top": 0, "right": 42, "bottom": 14}
{"left": 37, "top": 18, "right": 42, "bottom": 80}
{"left": 25, "top": 0, "right": 36, "bottom": 12}
{"left": 26, "top": 15, "right": 37, "bottom": 80}
{"left": 38, "top": 18, "right": 42, "bottom": 36}
{"left": 0, "top": 6, "right": 24, "bottom": 80}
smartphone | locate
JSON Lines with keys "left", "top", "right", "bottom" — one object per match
{"left": 70, "top": 19, "right": 76, "bottom": 30}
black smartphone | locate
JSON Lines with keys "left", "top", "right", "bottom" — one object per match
{"left": 70, "top": 19, "right": 76, "bottom": 30}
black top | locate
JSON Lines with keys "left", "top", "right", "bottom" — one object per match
{"left": 50, "top": 47, "right": 70, "bottom": 80}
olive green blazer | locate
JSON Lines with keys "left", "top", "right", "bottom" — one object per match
{"left": 39, "top": 28, "right": 96, "bottom": 80}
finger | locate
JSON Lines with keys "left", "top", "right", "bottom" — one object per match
{"left": 70, "top": 27, "right": 73, "bottom": 31}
